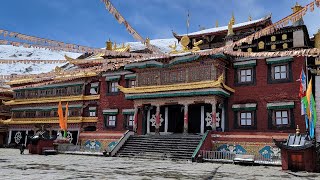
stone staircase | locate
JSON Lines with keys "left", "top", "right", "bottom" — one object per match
{"left": 116, "top": 134, "right": 202, "bottom": 160}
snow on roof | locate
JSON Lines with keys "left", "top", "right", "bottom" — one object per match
{"left": 0, "top": 45, "right": 81, "bottom": 60}
{"left": 124, "top": 38, "right": 182, "bottom": 53}
{"left": 178, "top": 15, "right": 271, "bottom": 36}
{"left": 0, "top": 45, "right": 81, "bottom": 75}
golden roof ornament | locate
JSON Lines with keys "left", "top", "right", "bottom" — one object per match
{"left": 54, "top": 66, "right": 62, "bottom": 74}
{"left": 215, "top": 20, "right": 219, "bottom": 27}
{"left": 227, "top": 21, "right": 234, "bottom": 36}
{"left": 296, "top": 125, "right": 300, "bottom": 136}
{"left": 106, "top": 39, "right": 112, "bottom": 50}
{"left": 292, "top": 2, "right": 303, "bottom": 13}
{"left": 230, "top": 12, "right": 235, "bottom": 25}
{"left": 180, "top": 35, "right": 190, "bottom": 51}
{"left": 191, "top": 40, "right": 203, "bottom": 52}
{"left": 169, "top": 42, "right": 178, "bottom": 54}
{"left": 145, "top": 37, "right": 150, "bottom": 45}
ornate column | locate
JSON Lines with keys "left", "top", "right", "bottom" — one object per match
{"left": 221, "top": 103, "right": 225, "bottom": 132}
{"left": 155, "top": 105, "right": 161, "bottom": 135}
{"left": 201, "top": 105, "right": 205, "bottom": 134}
{"left": 183, "top": 104, "right": 189, "bottom": 134}
{"left": 7, "top": 130, "right": 12, "bottom": 145}
{"left": 164, "top": 107, "right": 168, "bottom": 133}
{"left": 133, "top": 106, "right": 139, "bottom": 133}
{"left": 146, "top": 107, "right": 151, "bottom": 134}
{"left": 211, "top": 100, "right": 217, "bottom": 131}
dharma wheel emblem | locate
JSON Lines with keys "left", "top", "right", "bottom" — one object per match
{"left": 14, "top": 131, "right": 23, "bottom": 144}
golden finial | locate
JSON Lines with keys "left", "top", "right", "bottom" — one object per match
{"left": 296, "top": 125, "right": 300, "bottom": 136}
{"left": 169, "top": 42, "right": 178, "bottom": 54}
{"left": 215, "top": 20, "right": 219, "bottom": 27}
{"left": 122, "top": 43, "right": 125, "bottom": 48}
{"left": 113, "top": 42, "right": 117, "bottom": 49}
{"left": 230, "top": 12, "right": 235, "bottom": 25}
{"left": 54, "top": 66, "right": 62, "bottom": 74}
{"left": 180, "top": 36, "right": 190, "bottom": 51}
{"left": 106, "top": 38, "right": 112, "bottom": 50}
{"left": 227, "top": 21, "right": 234, "bottom": 36}
{"left": 191, "top": 40, "right": 203, "bottom": 52}
{"left": 292, "top": 2, "right": 302, "bottom": 13}
{"left": 145, "top": 37, "right": 150, "bottom": 45}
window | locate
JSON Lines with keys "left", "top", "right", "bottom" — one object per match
{"left": 127, "top": 115, "right": 134, "bottom": 127}
{"left": 90, "top": 83, "right": 99, "bottom": 95}
{"left": 240, "top": 112, "right": 252, "bottom": 126}
{"left": 126, "top": 79, "right": 136, "bottom": 88}
{"left": 38, "top": 111, "right": 51, "bottom": 117}
{"left": 89, "top": 107, "right": 97, "bottom": 117}
{"left": 105, "top": 115, "right": 117, "bottom": 127}
{"left": 239, "top": 68, "right": 252, "bottom": 83}
{"left": 274, "top": 65, "right": 287, "bottom": 80}
{"left": 235, "top": 67, "right": 255, "bottom": 86}
{"left": 268, "top": 63, "right": 292, "bottom": 83}
{"left": 275, "top": 110, "right": 289, "bottom": 125}
{"left": 107, "top": 81, "right": 119, "bottom": 93}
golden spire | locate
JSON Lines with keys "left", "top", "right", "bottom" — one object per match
{"left": 227, "top": 20, "right": 234, "bottom": 36}
{"left": 215, "top": 20, "right": 219, "bottom": 27}
{"left": 292, "top": 2, "right": 302, "bottom": 13}
{"left": 106, "top": 38, "right": 112, "bottom": 50}
{"left": 230, "top": 12, "right": 235, "bottom": 25}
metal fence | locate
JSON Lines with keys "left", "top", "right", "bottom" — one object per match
{"left": 200, "top": 150, "right": 281, "bottom": 165}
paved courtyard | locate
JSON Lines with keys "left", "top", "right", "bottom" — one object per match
{"left": 0, "top": 149, "right": 319, "bottom": 180}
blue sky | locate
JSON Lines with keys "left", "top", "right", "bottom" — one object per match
{"left": 0, "top": 0, "right": 319, "bottom": 48}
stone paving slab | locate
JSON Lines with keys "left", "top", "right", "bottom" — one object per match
{"left": 0, "top": 148, "right": 319, "bottom": 180}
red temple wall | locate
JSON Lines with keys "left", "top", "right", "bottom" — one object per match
{"left": 226, "top": 56, "right": 306, "bottom": 133}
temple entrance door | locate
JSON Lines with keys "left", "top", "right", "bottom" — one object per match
{"left": 188, "top": 104, "right": 202, "bottom": 134}
{"left": 167, "top": 105, "right": 184, "bottom": 133}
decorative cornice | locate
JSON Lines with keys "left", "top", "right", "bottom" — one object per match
{"left": 266, "top": 56, "right": 293, "bottom": 65}
{"left": 0, "top": 117, "right": 98, "bottom": 125}
{"left": 267, "top": 102, "right": 295, "bottom": 109}
{"left": 232, "top": 103, "right": 257, "bottom": 111}
{"left": 103, "top": 109, "right": 119, "bottom": 115}
{"left": 122, "top": 109, "right": 135, "bottom": 114}
{"left": 4, "top": 95, "right": 100, "bottom": 105}
{"left": 125, "top": 88, "right": 231, "bottom": 100}
{"left": 118, "top": 76, "right": 234, "bottom": 94}
{"left": 233, "top": 60, "right": 257, "bottom": 68}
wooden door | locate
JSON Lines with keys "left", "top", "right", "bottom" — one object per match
{"left": 289, "top": 153, "right": 304, "bottom": 171}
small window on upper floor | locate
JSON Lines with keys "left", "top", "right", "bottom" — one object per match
{"left": 107, "top": 81, "right": 119, "bottom": 94}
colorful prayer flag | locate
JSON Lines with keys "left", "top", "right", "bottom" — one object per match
{"left": 299, "top": 69, "right": 306, "bottom": 98}
{"left": 58, "top": 101, "right": 65, "bottom": 130}
{"left": 306, "top": 78, "right": 312, "bottom": 118}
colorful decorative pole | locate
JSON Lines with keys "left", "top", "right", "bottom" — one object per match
{"left": 133, "top": 106, "right": 139, "bottom": 133}
{"left": 183, "top": 104, "right": 189, "bottom": 134}
{"left": 155, "top": 105, "right": 160, "bottom": 135}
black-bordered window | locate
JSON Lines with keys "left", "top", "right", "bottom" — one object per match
{"left": 234, "top": 60, "right": 256, "bottom": 86}
{"left": 232, "top": 103, "right": 257, "bottom": 129}
{"left": 107, "top": 81, "right": 119, "bottom": 95}
{"left": 240, "top": 112, "right": 253, "bottom": 126}
{"left": 239, "top": 68, "right": 253, "bottom": 83}
{"left": 104, "top": 115, "right": 117, "bottom": 127}
{"left": 267, "top": 102, "right": 295, "bottom": 130}
{"left": 266, "top": 57, "right": 293, "bottom": 84}
{"left": 126, "top": 79, "right": 136, "bottom": 88}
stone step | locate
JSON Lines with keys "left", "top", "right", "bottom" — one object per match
{"left": 116, "top": 134, "right": 202, "bottom": 160}
{"left": 118, "top": 148, "right": 194, "bottom": 153}
{"left": 120, "top": 145, "right": 197, "bottom": 151}
{"left": 123, "top": 142, "right": 199, "bottom": 147}
{"left": 117, "top": 152, "right": 192, "bottom": 160}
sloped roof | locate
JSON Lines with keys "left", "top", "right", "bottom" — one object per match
{"left": 174, "top": 15, "right": 272, "bottom": 38}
